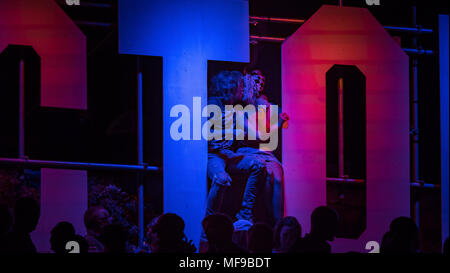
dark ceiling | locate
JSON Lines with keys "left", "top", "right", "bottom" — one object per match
{"left": 55, "top": 0, "right": 448, "bottom": 54}
{"left": 50, "top": 0, "right": 447, "bottom": 183}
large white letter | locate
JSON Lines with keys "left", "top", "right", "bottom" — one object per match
{"left": 193, "top": 96, "right": 202, "bottom": 140}
{"left": 202, "top": 104, "right": 222, "bottom": 141}
{"left": 234, "top": 104, "right": 257, "bottom": 140}
{"left": 119, "top": 0, "right": 249, "bottom": 248}
{"left": 258, "top": 105, "right": 279, "bottom": 151}
{"left": 170, "top": 104, "right": 191, "bottom": 141}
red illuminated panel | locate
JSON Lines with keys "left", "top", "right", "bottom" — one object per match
{"left": 282, "top": 5, "right": 409, "bottom": 252}
{"left": 0, "top": 0, "right": 88, "bottom": 252}
{"left": 0, "top": 0, "right": 86, "bottom": 109}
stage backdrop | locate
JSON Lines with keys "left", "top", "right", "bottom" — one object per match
{"left": 0, "top": 0, "right": 87, "bottom": 252}
{"left": 282, "top": 5, "right": 410, "bottom": 252}
{"left": 118, "top": 0, "right": 249, "bottom": 247}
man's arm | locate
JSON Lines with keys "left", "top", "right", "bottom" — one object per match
{"left": 256, "top": 95, "right": 289, "bottom": 130}
{"left": 207, "top": 152, "right": 232, "bottom": 187}
{"left": 240, "top": 95, "right": 289, "bottom": 141}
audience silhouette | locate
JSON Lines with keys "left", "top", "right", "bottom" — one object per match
{"left": 247, "top": 222, "right": 273, "bottom": 253}
{"left": 232, "top": 219, "right": 253, "bottom": 251}
{"left": 202, "top": 213, "right": 248, "bottom": 253}
{"left": 0, "top": 204, "right": 12, "bottom": 237}
{"left": 0, "top": 197, "right": 40, "bottom": 253}
{"left": 0, "top": 204, "right": 12, "bottom": 252}
{"left": 291, "top": 206, "right": 338, "bottom": 253}
{"left": 83, "top": 206, "right": 112, "bottom": 253}
{"left": 151, "top": 213, "right": 196, "bottom": 253}
{"left": 380, "top": 216, "right": 419, "bottom": 253}
{"left": 73, "top": 234, "right": 89, "bottom": 253}
{"left": 50, "top": 221, "right": 76, "bottom": 253}
{"left": 0, "top": 199, "right": 447, "bottom": 254}
{"left": 101, "top": 224, "right": 128, "bottom": 253}
{"left": 273, "top": 216, "right": 301, "bottom": 253}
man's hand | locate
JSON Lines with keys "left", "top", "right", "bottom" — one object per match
{"left": 213, "top": 172, "right": 232, "bottom": 187}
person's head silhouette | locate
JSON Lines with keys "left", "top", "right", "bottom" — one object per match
{"left": 248, "top": 223, "right": 273, "bottom": 253}
{"left": 310, "top": 206, "right": 338, "bottom": 242}
{"left": 84, "top": 206, "right": 112, "bottom": 236}
{"left": 381, "top": 216, "right": 419, "bottom": 253}
{"left": 151, "top": 213, "right": 195, "bottom": 253}
{"left": 153, "top": 213, "right": 185, "bottom": 244}
{"left": 13, "top": 197, "right": 40, "bottom": 233}
{"left": 0, "top": 204, "right": 12, "bottom": 236}
{"left": 73, "top": 235, "right": 89, "bottom": 253}
{"left": 202, "top": 213, "right": 234, "bottom": 247}
{"left": 50, "top": 221, "right": 76, "bottom": 253}
{"left": 101, "top": 224, "right": 128, "bottom": 253}
{"left": 273, "top": 216, "right": 301, "bottom": 252}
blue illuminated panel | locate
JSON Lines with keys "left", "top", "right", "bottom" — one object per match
{"left": 118, "top": 0, "right": 249, "bottom": 248}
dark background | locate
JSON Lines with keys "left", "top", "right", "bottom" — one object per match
{"left": 0, "top": 0, "right": 448, "bottom": 252}
{"left": 5, "top": 0, "right": 441, "bottom": 182}
{"left": 45, "top": 0, "right": 447, "bottom": 183}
